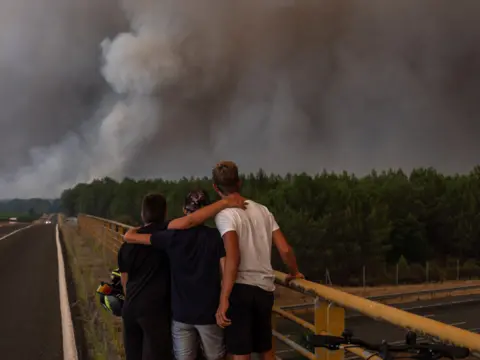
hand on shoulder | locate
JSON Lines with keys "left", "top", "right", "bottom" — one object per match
{"left": 123, "top": 227, "right": 138, "bottom": 240}
{"left": 223, "top": 193, "right": 248, "bottom": 210}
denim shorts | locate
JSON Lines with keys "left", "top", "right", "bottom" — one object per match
{"left": 172, "top": 320, "right": 226, "bottom": 360}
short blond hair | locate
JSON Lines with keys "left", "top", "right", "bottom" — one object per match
{"left": 212, "top": 161, "right": 240, "bottom": 194}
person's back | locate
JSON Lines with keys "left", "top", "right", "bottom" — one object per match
{"left": 167, "top": 225, "right": 224, "bottom": 324}
{"left": 119, "top": 222, "right": 170, "bottom": 316}
{"left": 147, "top": 190, "right": 226, "bottom": 360}
{"left": 215, "top": 200, "right": 276, "bottom": 291}
{"left": 118, "top": 194, "right": 172, "bottom": 360}
{"left": 212, "top": 161, "right": 303, "bottom": 360}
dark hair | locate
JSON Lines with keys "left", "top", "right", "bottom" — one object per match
{"left": 141, "top": 193, "right": 167, "bottom": 224}
{"left": 184, "top": 190, "right": 211, "bottom": 214}
{"left": 212, "top": 161, "right": 240, "bottom": 194}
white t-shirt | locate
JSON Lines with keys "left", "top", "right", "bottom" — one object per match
{"left": 215, "top": 200, "right": 279, "bottom": 292}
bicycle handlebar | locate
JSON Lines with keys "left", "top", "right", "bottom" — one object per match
{"left": 307, "top": 334, "right": 470, "bottom": 360}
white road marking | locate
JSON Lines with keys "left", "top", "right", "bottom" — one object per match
{"left": 398, "top": 298, "right": 480, "bottom": 312}
{"left": 388, "top": 321, "right": 468, "bottom": 346}
{"left": 0, "top": 224, "right": 33, "bottom": 241}
{"left": 55, "top": 224, "right": 78, "bottom": 360}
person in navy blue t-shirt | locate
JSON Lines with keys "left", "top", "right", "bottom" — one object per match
{"left": 124, "top": 190, "right": 229, "bottom": 360}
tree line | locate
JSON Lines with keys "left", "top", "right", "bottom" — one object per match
{"left": 0, "top": 198, "right": 60, "bottom": 220}
{"left": 60, "top": 167, "right": 480, "bottom": 285}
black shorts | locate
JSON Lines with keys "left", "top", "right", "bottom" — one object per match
{"left": 225, "top": 283, "right": 274, "bottom": 355}
{"left": 123, "top": 314, "right": 172, "bottom": 360}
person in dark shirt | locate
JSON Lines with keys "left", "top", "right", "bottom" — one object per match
{"left": 124, "top": 190, "right": 246, "bottom": 360}
{"left": 117, "top": 193, "right": 172, "bottom": 360}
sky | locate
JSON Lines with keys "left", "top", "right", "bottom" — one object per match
{"left": 1, "top": 0, "right": 480, "bottom": 198}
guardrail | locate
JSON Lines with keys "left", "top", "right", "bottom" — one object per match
{"left": 75, "top": 214, "right": 480, "bottom": 359}
{"left": 281, "top": 284, "right": 480, "bottom": 312}
{"left": 371, "top": 284, "right": 480, "bottom": 301}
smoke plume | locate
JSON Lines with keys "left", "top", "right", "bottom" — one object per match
{"left": 1, "top": 0, "right": 480, "bottom": 198}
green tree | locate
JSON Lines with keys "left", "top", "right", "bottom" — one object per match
{"left": 60, "top": 166, "right": 480, "bottom": 285}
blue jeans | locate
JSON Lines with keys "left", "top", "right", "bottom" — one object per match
{"left": 172, "top": 320, "right": 225, "bottom": 360}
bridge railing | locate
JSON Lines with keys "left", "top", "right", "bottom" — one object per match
{"left": 76, "top": 214, "right": 480, "bottom": 360}
{"left": 280, "top": 283, "right": 480, "bottom": 314}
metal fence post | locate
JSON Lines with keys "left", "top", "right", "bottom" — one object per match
{"left": 426, "top": 261, "right": 429, "bottom": 283}
{"left": 326, "top": 303, "right": 345, "bottom": 360}
{"left": 314, "top": 297, "right": 327, "bottom": 360}
{"left": 362, "top": 266, "right": 366, "bottom": 289}
{"left": 457, "top": 259, "right": 460, "bottom": 281}
{"left": 314, "top": 298, "right": 345, "bottom": 360}
{"left": 396, "top": 263, "right": 399, "bottom": 285}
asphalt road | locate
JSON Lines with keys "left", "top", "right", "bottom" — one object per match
{"left": 0, "top": 223, "right": 25, "bottom": 234}
{"left": 276, "top": 293, "right": 480, "bottom": 359}
{"left": 0, "top": 223, "right": 63, "bottom": 360}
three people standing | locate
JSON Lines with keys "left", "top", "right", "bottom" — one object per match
{"left": 122, "top": 161, "right": 303, "bottom": 360}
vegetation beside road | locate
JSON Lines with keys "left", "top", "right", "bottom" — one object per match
{"left": 59, "top": 217, "right": 124, "bottom": 360}
{"left": 0, "top": 212, "right": 38, "bottom": 222}
{"left": 0, "top": 198, "right": 60, "bottom": 215}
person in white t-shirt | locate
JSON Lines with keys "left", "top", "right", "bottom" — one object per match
{"left": 212, "top": 161, "right": 304, "bottom": 360}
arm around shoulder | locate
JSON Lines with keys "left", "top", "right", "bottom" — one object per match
{"left": 124, "top": 228, "right": 152, "bottom": 245}
{"left": 168, "top": 194, "right": 247, "bottom": 230}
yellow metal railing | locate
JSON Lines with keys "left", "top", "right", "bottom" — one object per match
{"left": 75, "top": 214, "right": 480, "bottom": 359}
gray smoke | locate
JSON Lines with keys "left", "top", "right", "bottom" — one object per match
{"left": 1, "top": 0, "right": 480, "bottom": 198}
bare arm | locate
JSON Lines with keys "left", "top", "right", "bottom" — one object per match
{"left": 123, "top": 228, "right": 152, "bottom": 244}
{"left": 123, "top": 204, "right": 233, "bottom": 243}
{"left": 220, "top": 257, "right": 226, "bottom": 277}
{"left": 123, "top": 228, "right": 179, "bottom": 250}
{"left": 124, "top": 195, "right": 247, "bottom": 243}
{"left": 120, "top": 272, "right": 128, "bottom": 295}
{"left": 124, "top": 194, "right": 247, "bottom": 244}
{"left": 220, "top": 231, "right": 240, "bottom": 303}
{"left": 168, "top": 195, "right": 246, "bottom": 230}
{"left": 272, "top": 229, "right": 301, "bottom": 276}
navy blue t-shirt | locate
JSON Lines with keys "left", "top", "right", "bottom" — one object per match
{"left": 150, "top": 225, "right": 225, "bottom": 325}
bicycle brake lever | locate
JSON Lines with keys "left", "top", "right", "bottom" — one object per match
{"left": 342, "top": 329, "right": 354, "bottom": 344}
{"left": 406, "top": 331, "right": 417, "bottom": 345}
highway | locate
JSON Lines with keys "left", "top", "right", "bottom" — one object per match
{"left": 0, "top": 223, "right": 63, "bottom": 360}
{"left": 275, "top": 294, "right": 480, "bottom": 359}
